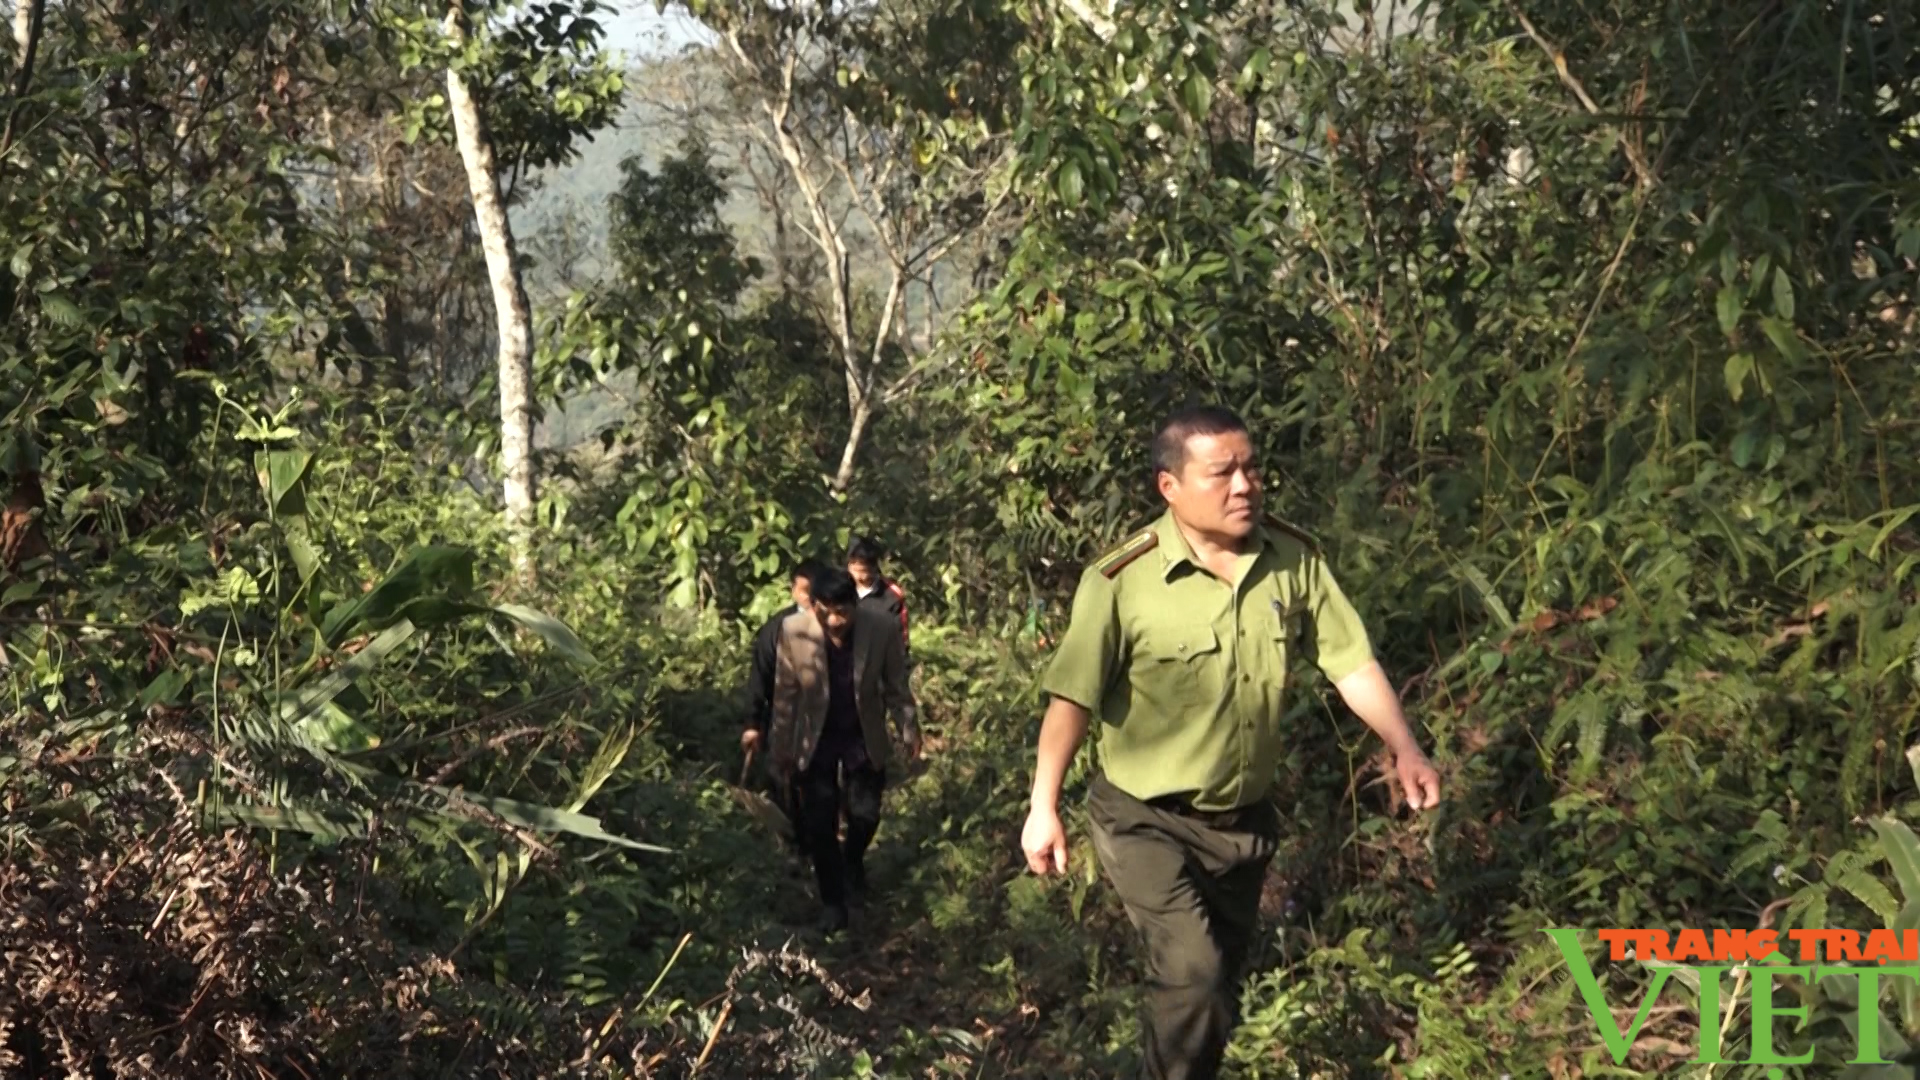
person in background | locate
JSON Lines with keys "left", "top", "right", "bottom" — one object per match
{"left": 752, "top": 566, "right": 920, "bottom": 934}
{"left": 1020, "top": 404, "right": 1441, "bottom": 1080}
{"left": 846, "top": 535, "right": 909, "bottom": 660}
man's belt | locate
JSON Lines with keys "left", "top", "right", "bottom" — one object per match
{"left": 1144, "top": 792, "right": 1252, "bottom": 830}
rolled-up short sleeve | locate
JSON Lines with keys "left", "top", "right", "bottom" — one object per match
{"left": 1308, "top": 555, "right": 1374, "bottom": 682}
{"left": 1041, "top": 568, "right": 1121, "bottom": 710}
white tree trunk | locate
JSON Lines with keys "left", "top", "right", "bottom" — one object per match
{"left": 444, "top": 2, "right": 536, "bottom": 579}
{"left": 833, "top": 400, "right": 874, "bottom": 494}
{"left": 14, "top": 2, "right": 33, "bottom": 58}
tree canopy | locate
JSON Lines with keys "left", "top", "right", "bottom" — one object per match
{"left": 1, "top": 0, "right": 1916, "bottom": 1075}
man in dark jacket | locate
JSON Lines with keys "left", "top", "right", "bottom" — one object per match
{"left": 846, "top": 535, "right": 908, "bottom": 660}
{"left": 743, "top": 559, "right": 828, "bottom": 854}
{"left": 744, "top": 559, "right": 830, "bottom": 740}
{"left": 747, "top": 567, "right": 919, "bottom": 933}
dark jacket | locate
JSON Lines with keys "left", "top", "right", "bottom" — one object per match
{"left": 859, "top": 578, "right": 909, "bottom": 657}
{"left": 767, "top": 605, "right": 916, "bottom": 775}
{"left": 745, "top": 603, "right": 798, "bottom": 735}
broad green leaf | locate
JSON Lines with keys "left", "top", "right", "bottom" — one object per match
{"left": 255, "top": 449, "right": 320, "bottom": 583}
{"left": 1724, "top": 352, "right": 1754, "bottom": 401}
{"left": 1716, "top": 284, "right": 1742, "bottom": 336}
{"left": 1771, "top": 267, "right": 1796, "bottom": 320}
{"left": 40, "top": 294, "right": 83, "bottom": 328}
{"left": 256, "top": 449, "right": 315, "bottom": 517}
{"left": 495, "top": 603, "right": 599, "bottom": 670}
{"left": 1056, "top": 158, "right": 1084, "bottom": 207}
{"left": 1181, "top": 72, "right": 1213, "bottom": 120}
{"left": 1759, "top": 316, "right": 1808, "bottom": 364}
{"left": 136, "top": 666, "right": 189, "bottom": 710}
{"left": 1868, "top": 817, "right": 1920, "bottom": 905}
{"left": 321, "top": 546, "right": 476, "bottom": 645}
{"left": 281, "top": 516, "right": 322, "bottom": 587}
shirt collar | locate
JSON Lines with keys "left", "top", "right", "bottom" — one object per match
{"left": 1153, "top": 510, "right": 1268, "bottom": 580}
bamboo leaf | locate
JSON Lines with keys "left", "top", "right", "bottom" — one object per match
{"left": 431, "top": 786, "right": 671, "bottom": 853}
{"left": 277, "top": 620, "right": 417, "bottom": 731}
{"left": 1454, "top": 564, "right": 1513, "bottom": 630}
{"left": 494, "top": 603, "right": 598, "bottom": 670}
{"left": 566, "top": 720, "right": 635, "bottom": 813}
{"left": 217, "top": 803, "right": 369, "bottom": 841}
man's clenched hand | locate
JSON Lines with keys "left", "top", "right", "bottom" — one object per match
{"left": 1022, "top": 804, "right": 1069, "bottom": 876}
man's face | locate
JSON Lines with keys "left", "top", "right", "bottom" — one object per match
{"left": 812, "top": 599, "right": 855, "bottom": 639}
{"left": 790, "top": 575, "right": 813, "bottom": 608}
{"left": 848, "top": 559, "right": 877, "bottom": 589}
{"left": 1158, "top": 430, "right": 1262, "bottom": 540}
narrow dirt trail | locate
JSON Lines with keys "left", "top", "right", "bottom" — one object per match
{"left": 685, "top": 726, "right": 1142, "bottom": 1080}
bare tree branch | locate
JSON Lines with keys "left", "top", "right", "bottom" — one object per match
{"left": 1505, "top": 0, "right": 1653, "bottom": 189}
{"left": 1, "top": 0, "right": 47, "bottom": 160}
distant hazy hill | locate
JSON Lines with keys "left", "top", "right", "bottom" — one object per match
{"left": 514, "top": 51, "right": 781, "bottom": 449}
{"left": 514, "top": 49, "right": 983, "bottom": 450}
{"left": 512, "top": 51, "right": 779, "bottom": 297}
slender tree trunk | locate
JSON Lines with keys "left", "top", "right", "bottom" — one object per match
{"left": 13, "top": 0, "right": 36, "bottom": 61}
{"left": 833, "top": 400, "right": 874, "bottom": 494}
{"left": 444, "top": 1, "right": 536, "bottom": 580}
{"left": 3, "top": 1, "right": 49, "bottom": 578}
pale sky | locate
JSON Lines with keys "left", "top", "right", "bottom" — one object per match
{"left": 598, "top": 1, "right": 713, "bottom": 61}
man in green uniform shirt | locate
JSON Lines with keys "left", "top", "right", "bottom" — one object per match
{"left": 1021, "top": 405, "right": 1441, "bottom": 1080}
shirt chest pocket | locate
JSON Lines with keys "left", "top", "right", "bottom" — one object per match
{"left": 1136, "top": 622, "right": 1222, "bottom": 702}
{"left": 1266, "top": 599, "right": 1307, "bottom": 669}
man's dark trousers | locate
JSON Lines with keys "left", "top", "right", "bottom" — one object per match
{"left": 796, "top": 748, "right": 885, "bottom": 906}
{"left": 1087, "top": 774, "right": 1279, "bottom": 1080}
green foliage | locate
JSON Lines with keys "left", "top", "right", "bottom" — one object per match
{"left": 5, "top": 0, "right": 1920, "bottom": 1074}
{"left": 385, "top": 0, "right": 627, "bottom": 173}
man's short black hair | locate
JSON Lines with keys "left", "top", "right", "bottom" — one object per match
{"left": 809, "top": 566, "right": 859, "bottom": 607}
{"left": 1153, "top": 405, "right": 1250, "bottom": 477}
{"left": 792, "top": 559, "right": 830, "bottom": 584}
{"left": 846, "top": 535, "right": 885, "bottom": 567}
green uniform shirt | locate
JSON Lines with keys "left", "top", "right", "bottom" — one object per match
{"left": 1043, "top": 510, "right": 1376, "bottom": 812}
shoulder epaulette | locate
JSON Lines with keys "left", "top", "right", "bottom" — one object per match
{"left": 1264, "top": 513, "right": 1322, "bottom": 552}
{"left": 1091, "top": 528, "right": 1159, "bottom": 579}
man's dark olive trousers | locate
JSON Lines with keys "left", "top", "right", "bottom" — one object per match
{"left": 1087, "top": 774, "right": 1279, "bottom": 1080}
